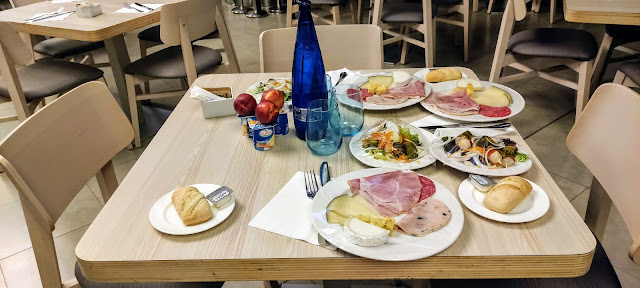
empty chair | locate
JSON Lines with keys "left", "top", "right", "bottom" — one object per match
{"left": 487, "top": 0, "right": 556, "bottom": 23}
{"left": 613, "top": 61, "right": 640, "bottom": 88}
{"left": 433, "top": 83, "right": 640, "bottom": 288}
{"left": 489, "top": 0, "right": 597, "bottom": 122}
{"left": 259, "top": 24, "right": 383, "bottom": 72}
{"left": 591, "top": 25, "right": 640, "bottom": 88}
{"left": 0, "top": 81, "right": 223, "bottom": 288}
{"left": 286, "top": 0, "right": 359, "bottom": 27}
{"left": 125, "top": 0, "right": 239, "bottom": 147}
{"left": 0, "top": 22, "right": 104, "bottom": 122}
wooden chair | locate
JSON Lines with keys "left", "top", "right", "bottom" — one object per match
{"left": 286, "top": 0, "right": 359, "bottom": 27}
{"left": 488, "top": 0, "right": 597, "bottom": 122}
{"left": 125, "top": 0, "right": 239, "bottom": 147}
{"left": 259, "top": 24, "right": 383, "bottom": 72}
{"left": 613, "top": 62, "right": 640, "bottom": 88}
{"left": 372, "top": 0, "right": 436, "bottom": 67}
{"left": 591, "top": 25, "right": 640, "bottom": 89}
{"left": 432, "top": 0, "right": 472, "bottom": 62}
{"left": 485, "top": 0, "right": 555, "bottom": 23}
{"left": 0, "top": 22, "right": 104, "bottom": 122}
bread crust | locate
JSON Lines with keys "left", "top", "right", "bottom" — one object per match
{"left": 172, "top": 186, "right": 213, "bottom": 226}
{"left": 425, "top": 68, "right": 463, "bottom": 82}
{"left": 483, "top": 177, "right": 532, "bottom": 214}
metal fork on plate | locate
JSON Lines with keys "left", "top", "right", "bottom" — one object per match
{"left": 304, "top": 170, "right": 319, "bottom": 199}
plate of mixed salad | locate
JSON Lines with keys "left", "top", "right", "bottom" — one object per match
{"left": 349, "top": 118, "right": 435, "bottom": 170}
{"left": 246, "top": 78, "right": 292, "bottom": 103}
{"left": 430, "top": 131, "right": 532, "bottom": 176}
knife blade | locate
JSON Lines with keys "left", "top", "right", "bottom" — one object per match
{"left": 134, "top": 2, "right": 154, "bottom": 11}
{"left": 319, "top": 161, "right": 330, "bottom": 186}
{"left": 419, "top": 122, "right": 511, "bottom": 130}
{"left": 27, "top": 11, "right": 73, "bottom": 23}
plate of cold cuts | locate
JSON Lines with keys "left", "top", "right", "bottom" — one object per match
{"left": 311, "top": 168, "right": 464, "bottom": 261}
{"left": 342, "top": 71, "right": 432, "bottom": 111}
{"left": 420, "top": 80, "right": 525, "bottom": 122}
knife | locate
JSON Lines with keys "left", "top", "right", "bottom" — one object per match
{"left": 134, "top": 2, "right": 154, "bottom": 11}
{"left": 319, "top": 161, "right": 330, "bottom": 186}
{"left": 419, "top": 122, "right": 511, "bottom": 130}
{"left": 26, "top": 11, "right": 73, "bottom": 23}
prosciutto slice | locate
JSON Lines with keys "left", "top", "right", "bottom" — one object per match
{"left": 424, "top": 91, "right": 479, "bottom": 116}
{"left": 365, "top": 95, "right": 409, "bottom": 105}
{"left": 347, "top": 170, "right": 422, "bottom": 216}
{"left": 385, "top": 81, "right": 426, "bottom": 98}
{"left": 395, "top": 198, "right": 451, "bottom": 236}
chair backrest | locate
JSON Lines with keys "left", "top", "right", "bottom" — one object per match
{"left": 259, "top": 24, "right": 383, "bottom": 73}
{"left": 9, "top": 0, "right": 43, "bottom": 8}
{"left": 160, "top": 0, "right": 219, "bottom": 46}
{"left": 567, "top": 83, "right": 640, "bottom": 264}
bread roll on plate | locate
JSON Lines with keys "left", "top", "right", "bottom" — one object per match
{"left": 483, "top": 176, "right": 532, "bottom": 214}
{"left": 172, "top": 186, "right": 213, "bottom": 226}
{"left": 425, "top": 68, "right": 463, "bottom": 82}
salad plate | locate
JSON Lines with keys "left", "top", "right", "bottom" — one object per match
{"left": 430, "top": 131, "right": 533, "bottom": 176}
{"left": 349, "top": 119, "right": 435, "bottom": 170}
{"left": 343, "top": 72, "right": 432, "bottom": 111}
{"left": 246, "top": 78, "right": 292, "bottom": 103}
{"left": 311, "top": 167, "right": 464, "bottom": 261}
{"left": 458, "top": 178, "right": 550, "bottom": 223}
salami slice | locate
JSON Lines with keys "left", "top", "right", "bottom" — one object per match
{"left": 478, "top": 104, "right": 511, "bottom": 117}
{"left": 418, "top": 175, "right": 436, "bottom": 202}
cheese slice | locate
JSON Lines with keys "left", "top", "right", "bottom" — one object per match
{"left": 344, "top": 217, "right": 389, "bottom": 247}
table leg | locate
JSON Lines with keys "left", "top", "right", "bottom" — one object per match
{"left": 104, "top": 35, "right": 133, "bottom": 119}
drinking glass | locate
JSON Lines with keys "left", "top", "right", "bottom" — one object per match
{"left": 326, "top": 74, "right": 333, "bottom": 102}
{"left": 333, "top": 84, "right": 364, "bottom": 136}
{"left": 306, "top": 99, "right": 342, "bottom": 156}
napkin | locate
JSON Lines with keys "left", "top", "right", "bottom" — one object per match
{"left": 249, "top": 172, "right": 336, "bottom": 250}
{"left": 190, "top": 86, "right": 226, "bottom": 102}
{"left": 326, "top": 68, "right": 361, "bottom": 87}
{"left": 114, "top": 3, "right": 163, "bottom": 13}
{"left": 51, "top": 0, "right": 76, "bottom": 3}
{"left": 411, "top": 114, "right": 515, "bottom": 142}
{"left": 25, "top": 11, "right": 73, "bottom": 22}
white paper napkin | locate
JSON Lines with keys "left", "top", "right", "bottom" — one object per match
{"left": 411, "top": 114, "right": 515, "bottom": 141}
{"left": 190, "top": 86, "right": 226, "bottom": 102}
{"left": 114, "top": 3, "right": 162, "bottom": 13}
{"left": 25, "top": 11, "right": 73, "bottom": 23}
{"left": 326, "top": 68, "right": 361, "bottom": 87}
{"left": 51, "top": 0, "right": 76, "bottom": 3}
{"left": 249, "top": 172, "right": 336, "bottom": 250}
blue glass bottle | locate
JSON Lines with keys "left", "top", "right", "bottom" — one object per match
{"left": 291, "top": 0, "right": 327, "bottom": 140}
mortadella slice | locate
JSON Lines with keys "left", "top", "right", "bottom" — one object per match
{"left": 395, "top": 198, "right": 451, "bottom": 236}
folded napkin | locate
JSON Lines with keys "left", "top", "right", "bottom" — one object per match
{"left": 51, "top": 0, "right": 76, "bottom": 3}
{"left": 114, "top": 3, "right": 163, "bottom": 13}
{"left": 25, "top": 10, "right": 72, "bottom": 23}
{"left": 326, "top": 68, "right": 362, "bottom": 87}
{"left": 249, "top": 172, "right": 336, "bottom": 250}
{"left": 411, "top": 114, "right": 515, "bottom": 142}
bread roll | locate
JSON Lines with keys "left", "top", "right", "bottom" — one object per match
{"left": 425, "top": 68, "right": 463, "bottom": 82}
{"left": 172, "top": 186, "right": 213, "bottom": 226}
{"left": 483, "top": 176, "right": 532, "bottom": 214}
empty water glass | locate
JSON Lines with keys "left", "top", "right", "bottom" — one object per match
{"left": 306, "top": 99, "right": 342, "bottom": 156}
{"left": 333, "top": 84, "right": 364, "bottom": 136}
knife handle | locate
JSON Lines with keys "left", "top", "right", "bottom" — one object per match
{"left": 320, "top": 161, "right": 330, "bottom": 186}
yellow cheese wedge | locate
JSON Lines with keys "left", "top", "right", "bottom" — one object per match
{"left": 472, "top": 86, "right": 512, "bottom": 107}
{"left": 326, "top": 194, "right": 381, "bottom": 225}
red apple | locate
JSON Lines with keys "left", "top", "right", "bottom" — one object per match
{"left": 234, "top": 93, "right": 257, "bottom": 116}
{"left": 255, "top": 100, "right": 279, "bottom": 124}
{"left": 261, "top": 89, "right": 285, "bottom": 110}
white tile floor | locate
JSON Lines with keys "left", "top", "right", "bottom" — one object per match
{"left": 0, "top": 2, "right": 638, "bottom": 288}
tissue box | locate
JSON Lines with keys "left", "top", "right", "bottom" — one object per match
{"left": 76, "top": 4, "right": 102, "bottom": 18}
{"left": 200, "top": 87, "right": 235, "bottom": 118}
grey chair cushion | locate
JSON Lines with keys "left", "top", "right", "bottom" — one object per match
{"left": 137, "top": 25, "right": 218, "bottom": 44}
{"left": 619, "top": 61, "right": 640, "bottom": 86}
{"left": 124, "top": 45, "right": 222, "bottom": 79}
{"left": 605, "top": 24, "right": 640, "bottom": 46}
{"left": 75, "top": 262, "right": 223, "bottom": 288}
{"left": 507, "top": 28, "right": 598, "bottom": 61}
{"left": 309, "top": 0, "right": 345, "bottom": 5}
{"left": 0, "top": 60, "right": 104, "bottom": 101}
{"left": 431, "top": 240, "right": 621, "bottom": 288}
{"left": 381, "top": 1, "right": 438, "bottom": 23}
{"left": 33, "top": 38, "right": 105, "bottom": 59}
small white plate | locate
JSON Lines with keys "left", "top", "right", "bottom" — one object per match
{"left": 430, "top": 140, "right": 533, "bottom": 176}
{"left": 420, "top": 81, "right": 525, "bottom": 123}
{"left": 458, "top": 178, "right": 550, "bottom": 223}
{"left": 349, "top": 128, "right": 435, "bottom": 170}
{"left": 343, "top": 72, "right": 432, "bottom": 110}
{"left": 413, "top": 68, "right": 469, "bottom": 82}
{"left": 149, "top": 184, "right": 235, "bottom": 235}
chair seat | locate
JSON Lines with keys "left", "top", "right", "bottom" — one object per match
{"left": 381, "top": 1, "right": 438, "bottom": 24}
{"left": 0, "top": 60, "right": 104, "bottom": 101}
{"left": 124, "top": 45, "right": 222, "bottom": 79}
{"left": 75, "top": 262, "right": 223, "bottom": 288}
{"left": 432, "top": 0, "right": 462, "bottom": 5}
{"left": 605, "top": 24, "right": 640, "bottom": 46}
{"left": 431, "top": 240, "right": 621, "bottom": 288}
{"left": 507, "top": 28, "right": 598, "bottom": 61}
{"left": 619, "top": 61, "right": 640, "bottom": 86}
{"left": 137, "top": 25, "right": 218, "bottom": 44}
{"left": 310, "top": 0, "right": 345, "bottom": 5}
{"left": 33, "top": 38, "right": 104, "bottom": 59}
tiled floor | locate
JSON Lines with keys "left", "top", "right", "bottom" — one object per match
{"left": 0, "top": 1, "right": 639, "bottom": 287}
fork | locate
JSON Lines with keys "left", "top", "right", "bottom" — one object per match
{"left": 304, "top": 170, "right": 319, "bottom": 199}
{"left": 123, "top": 2, "right": 144, "bottom": 12}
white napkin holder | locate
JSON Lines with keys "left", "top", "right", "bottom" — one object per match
{"left": 191, "top": 87, "right": 235, "bottom": 119}
{"left": 76, "top": 4, "right": 102, "bottom": 18}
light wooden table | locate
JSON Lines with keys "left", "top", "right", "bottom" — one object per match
{"left": 564, "top": 0, "right": 640, "bottom": 25}
{"left": 0, "top": 0, "right": 175, "bottom": 118}
{"left": 76, "top": 68, "right": 596, "bottom": 283}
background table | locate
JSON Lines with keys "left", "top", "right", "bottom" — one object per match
{"left": 564, "top": 0, "right": 640, "bottom": 25}
{"left": 76, "top": 68, "right": 596, "bottom": 283}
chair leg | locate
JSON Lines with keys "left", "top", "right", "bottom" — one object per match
{"left": 349, "top": 0, "right": 359, "bottom": 24}
{"left": 286, "top": 0, "right": 294, "bottom": 27}
{"left": 425, "top": 20, "right": 435, "bottom": 67}
{"left": 549, "top": 0, "right": 555, "bottom": 23}
{"left": 487, "top": 0, "right": 494, "bottom": 13}
{"left": 463, "top": 0, "right": 470, "bottom": 62}
{"left": 126, "top": 74, "right": 142, "bottom": 148}
{"left": 591, "top": 33, "right": 613, "bottom": 90}
{"left": 139, "top": 40, "right": 151, "bottom": 94}
{"left": 575, "top": 60, "right": 592, "bottom": 122}
{"left": 400, "top": 27, "right": 410, "bottom": 65}
{"left": 613, "top": 70, "right": 627, "bottom": 85}
{"left": 331, "top": 5, "right": 341, "bottom": 24}
{"left": 472, "top": 0, "right": 478, "bottom": 12}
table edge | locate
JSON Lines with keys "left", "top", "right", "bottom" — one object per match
{"left": 563, "top": 2, "right": 640, "bottom": 25}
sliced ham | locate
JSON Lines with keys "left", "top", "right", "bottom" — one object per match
{"left": 347, "top": 170, "right": 422, "bottom": 216}
{"left": 365, "top": 94, "right": 409, "bottom": 105}
{"left": 395, "top": 198, "right": 451, "bottom": 237}
{"left": 385, "top": 80, "right": 426, "bottom": 98}
{"left": 478, "top": 104, "right": 511, "bottom": 117}
{"left": 424, "top": 91, "right": 479, "bottom": 116}
{"left": 418, "top": 175, "right": 436, "bottom": 202}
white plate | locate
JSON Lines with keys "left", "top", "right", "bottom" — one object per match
{"left": 430, "top": 140, "right": 533, "bottom": 176}
{"left": 343, "top": 73, "right": 432, "bottom": 111}
{"left": 311, "top": 168, "right": 464, "bottom": 261}
{"left": 349, "top": 129, "right": 435, "bottom": 170}
{"left": 420, "top": 81, "right": 525, "bottom": 122}
{"left": 246, "top": 78, "right": 292, "bottom": 103}
{"left": 458, "top": 178, "right": 550, "bottom": 223}
{"left": 413, "top": 68, "right": 469, "bottom": 82}
{"left": 149, "top": 184, "right": 236, "bottom": 235}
